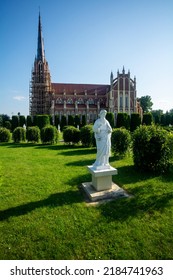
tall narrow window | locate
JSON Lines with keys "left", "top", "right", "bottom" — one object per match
{"left": 120, "top": 96, "right": 123, "bottom": 108}
{"left": 125, "top": 96, "right": 128, "bottom": 108}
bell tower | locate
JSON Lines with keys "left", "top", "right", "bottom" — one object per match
{"left": 29, "top": 13, "right": 52, "bottom": 116}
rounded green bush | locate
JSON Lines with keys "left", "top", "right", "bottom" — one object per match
{"left": 4, "top": 121, "right": 12, "bottom": 130}
{"left": 13, "top": 127, "right": 26, "bottom": 143}
{"left": 133, "top": 125, "right": 172, "bottom": 173}
{"left": 111, "top": 128, "right": 131, "bottom": 156}
{"left": 26, "top": 126, "right": 40, "bottom": 143}
{"left": 63, "top": 126, "right": 80, "bottom": 145}
{"left": 41, "top": 125, "right": 58, "bottom": 144}
{"left": 0, "top": 127, "right": 11, "bottom": 142}
{"left": 80, "top": 125, "right": 95, "bottom": 147}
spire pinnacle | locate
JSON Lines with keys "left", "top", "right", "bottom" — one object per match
{"left": 37, "top": 12, "right": 45, "bottom": 61}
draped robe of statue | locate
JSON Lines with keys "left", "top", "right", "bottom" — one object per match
{"left": 93, "top": 111, "right": 112, "bottom": 169}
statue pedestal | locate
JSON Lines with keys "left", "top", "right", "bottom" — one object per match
{"left": 87, "top": 165, "right": 117, "bottom": 191}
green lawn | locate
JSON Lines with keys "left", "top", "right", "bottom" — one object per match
{"left": 0, "top": 142, "right": 173, "bottom": 260}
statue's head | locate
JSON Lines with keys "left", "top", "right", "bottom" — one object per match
{"left": 99, "top": 109, "right": 107, "bottom": 117}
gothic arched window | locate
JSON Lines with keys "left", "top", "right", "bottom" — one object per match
{"left": 78, "top": 98, "right": 84, "bottom": 104}
{"left": 88, "top": 98, "right": 94, "bottom": 105}
{"left": 67, "top": 98, "right": 73, "bottom": 104}
{"left": 56, "top": 98, "right": 63, "bottom": 104}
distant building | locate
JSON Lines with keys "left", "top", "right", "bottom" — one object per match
{"left": 30, "top": 14, "right": 142, "bottom": 123}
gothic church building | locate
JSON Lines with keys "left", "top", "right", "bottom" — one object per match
{"left": 30, "top": 14, "right": 141, "bottom": 123}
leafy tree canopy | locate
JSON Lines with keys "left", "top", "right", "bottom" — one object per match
{"left": 138, "top": 95, "right": 153, "bottom": 113}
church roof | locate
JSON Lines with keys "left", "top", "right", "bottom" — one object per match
{"left": 52, "top": 83, "right": 110, "bottom": 95}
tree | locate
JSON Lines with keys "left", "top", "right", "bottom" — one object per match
{"left": 151, "top": 110, "right": 163, "bottom": 125}
{"left": 138, "top": 95, "right": 153, "bottom": 113}
{"left": 165, "top": 112, "right": 171, "bottom": 126}
{"left": 0, "top": 115, "right": 3, "bottom": 127}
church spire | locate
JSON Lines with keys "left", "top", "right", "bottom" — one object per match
{"left": 37, "top": 12, "right": 45, "bottom": 61}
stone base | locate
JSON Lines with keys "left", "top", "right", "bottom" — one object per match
{"left": 87, "top": 165, "right": 117, "bottom": 191}
{"left": 81, "top": 182, "right": 130, "bottom": 202}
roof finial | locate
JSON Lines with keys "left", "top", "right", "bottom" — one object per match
{"left": 110, "top": 71, "right": 113, "bottom": 85}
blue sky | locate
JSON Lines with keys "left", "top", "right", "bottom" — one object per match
{"left": 0, "top": 0, "right": 173, "bottom": 116}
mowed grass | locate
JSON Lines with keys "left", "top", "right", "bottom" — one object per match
{"left": 0, "top": 142, "right": 173, "bottom": 260}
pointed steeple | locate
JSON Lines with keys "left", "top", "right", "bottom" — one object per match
{"left": 110, "top": 71, "right": 113, "bottom": 85}
{"left": 37, "top": 12, "right": 45, "bottom": 62}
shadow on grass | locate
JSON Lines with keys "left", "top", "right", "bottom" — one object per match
{"left": 59, "top": 147, "right": 96, "bottom": 156}
{"left": 2, "top": 142, "right": 69, "bottom": 151}
{"left": 66, "top": 159, "right": 94, "bottom": 167}
{"left": 0, "top": 142, "right": 37, "bottom": 148}
{"left": 0, "top": 190, "right": 82, "bottom": 222}
{"left": 3, "top": 143, "right": 97, "bottom": 156}
{"left": 99, "top": 188, "right": 173, "bottom": 222}
{"left": 65, "top": 173, "right": 91, "bottom": 187}
{"left": 114, "top": 165, "right": 157, "bottom": 186}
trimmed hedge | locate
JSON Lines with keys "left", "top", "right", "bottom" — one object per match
{"left": 41, "top": 125, "right": 59, "bottom": 144}
{"left": 130, "top": 113, "right": 141, "bottom": 132}
{"left": 55, "top": 115, "right": 60, "bottom": 128}
{"left": 74, "top": 115, "right": 80, "bottom": 127}
{"left": 13, "top": 127, "right": 26, "bottom": 143}
{"left": 68, "top": 115, "right": 75, "bottom": 126}
{"left": 26, "top": 126, "right": 40, "bottom": 143}
{"left": 111, "top": 128, "right": 131, "bottom": 156}
{"left": 36, "top": 115, "right": 50, "bottom": 129}
{"left": 4, "top": 121, "right": 12, "bottom": 130}
{"left": 133, "top": 125, "right": 172, "bottom": 173}
{"left": 0, "top": 127, "right": 11, "bottom": 142}
{"left": 19, "top": 115, "right": 26, "bottom": 127}
{"left": 26, "top": 115, "right": 33, "bottom": 127}
{"left": 81, "top": 115, "right": 86, "bottom": 127}
{"left": 11, "top": 116, "right": 19, "bottom": 131}
{"left": 106, "top": 112, "right": 114, "bottom": 128}
{"left": 63, "top": 126, "right": 80, "bottom": 145}
{"left": 116, "top": 113, "right": 130, "bottom": 129}
{"left": 142, "top": 113, "right": 153, "bottom": 125}
{"left": 60, "top": 116, "right": 67, "bottom": 131}
{"left": 80, "top": 125, "right": 95, "bottom": 147}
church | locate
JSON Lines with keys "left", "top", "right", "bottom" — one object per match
{"left": 29, "top": 14, "right": 142, "bottom": 123}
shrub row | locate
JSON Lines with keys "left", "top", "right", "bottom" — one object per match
{"left": 63, "top": 125, "right": 96, "bottom": 147}
{"left": 133, "top": 125, "right": 173, "bottom": 173}
{"left": 0, "top": 126, "right": 59, "bottom": 144}
{"left": 1, "top": 124, "right": 172, "bottom": 174}
{"left": 0, "top": 127, "right": 11, "bottom": 143}
{"left": 111, "top": 128, "right": 131, "bottom": 156}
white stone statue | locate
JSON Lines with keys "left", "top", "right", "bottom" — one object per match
{"left": 92, "top": 110, "right": 112, "bottom": 169}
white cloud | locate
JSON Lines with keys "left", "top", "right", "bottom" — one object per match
{"left": 13, "top": 96, "right": 26, "bottom": 101}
